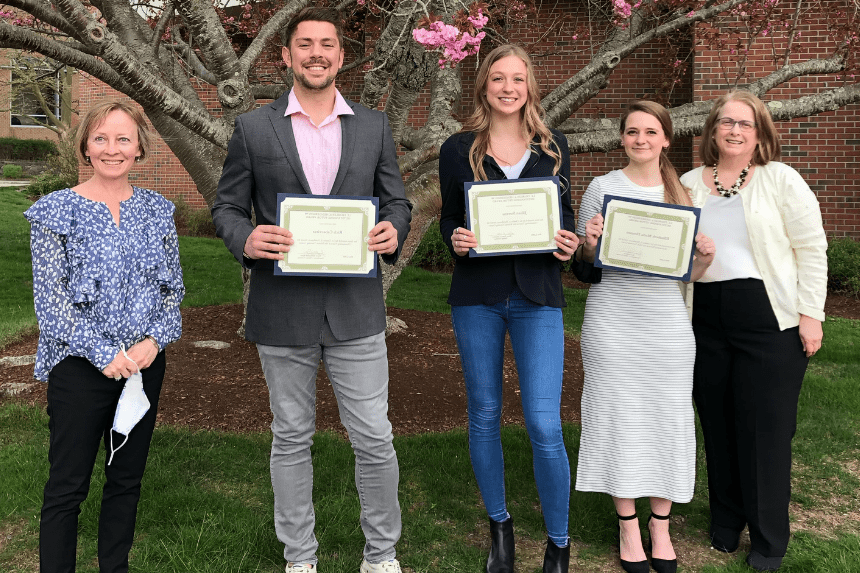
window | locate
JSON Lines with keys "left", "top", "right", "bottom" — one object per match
{"left": 10, "top": 65, "right": 64, "bottom": 127}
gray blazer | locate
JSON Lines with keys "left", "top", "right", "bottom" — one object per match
{"left": 212, "top": 93, "right": 412, "bottom": 346}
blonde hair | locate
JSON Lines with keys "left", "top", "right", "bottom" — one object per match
{"left": 77, "top": 100, "right": 151, "bottom": 164}
{"left": 461, "top": 44, "right": 562, "bottom": 183}
{"left": 699, "top": 90, "right": 781, "bottom": 167}
{"left": 620, "top": 100, "right": 691, "bottom": 207}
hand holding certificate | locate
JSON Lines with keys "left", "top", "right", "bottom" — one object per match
{"left": 275, "top": 194, "right": 379, "bottom": 277}
{"left": 464, "top": 176, "right": 563, "bottom": 257}
{"left": 595, "top": 195, "right": 701, "bottom": 281}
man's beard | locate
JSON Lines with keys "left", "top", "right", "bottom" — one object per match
{"left": 293, "top": 58, "right": 336, "bottom": 91}
{"left": 294, "top": 71, "right": 335, "bottom": 91}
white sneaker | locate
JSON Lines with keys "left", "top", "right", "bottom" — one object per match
{"left": 360, "top": 559, "right": 402, "bottom": 573}
{"left": 286, "top": 564, "right": 316, "bottom": 572}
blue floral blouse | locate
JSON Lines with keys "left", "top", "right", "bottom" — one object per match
{"left": 24, "top": 187, "right": 184, "bottom": 381}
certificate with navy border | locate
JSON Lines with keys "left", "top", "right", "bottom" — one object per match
{"left": 595, "top": 195, "right": 700, "bottom": 281}
{"left": 275, "top": 194, "right": 379, "bottom": 277}
{"left": 464, "top": 176, "right": 562, "bottom": 257}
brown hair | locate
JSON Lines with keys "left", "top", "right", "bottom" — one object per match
{"left": 461, "top": 44, "right": 562, "bottom": 183}
{"left": 77, "top": 100, "right": 151, "bottom": 163}
{"left": 620, "top": 100, "right": 691, "bottom": 207}
{"left": 280, "top": 7, "right": 343, "bottom": 49}
{"left": 699, "top": 90, "right": 781, "bottom": 166}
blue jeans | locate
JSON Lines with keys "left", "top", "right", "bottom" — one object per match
{"left": 451, "top": 289, "right": 570, "bottom": 546}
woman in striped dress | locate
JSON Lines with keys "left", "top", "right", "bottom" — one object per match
{"left": 573, "top": 101, "right": 715, "bottom": 573}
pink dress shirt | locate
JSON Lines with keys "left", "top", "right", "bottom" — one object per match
{"left": 285, "top": 89, "right": 355, "bottom": 195}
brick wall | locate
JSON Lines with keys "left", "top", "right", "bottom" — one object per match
{"left": 76, "top": 2, "right": 858, "bottom": 236}
{"left": 691, "top": 1, "right": 859, "bottom": 237}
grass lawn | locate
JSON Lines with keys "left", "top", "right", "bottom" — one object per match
{"left": 1, "top": 186, "right": 858, "bottom": 571}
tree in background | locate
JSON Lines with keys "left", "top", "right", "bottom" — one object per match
{"left": 1, "top": 48, "right": 79, "bottom": 186}
{"left": 0, "top": 0, "right": 855, "bottom": 201}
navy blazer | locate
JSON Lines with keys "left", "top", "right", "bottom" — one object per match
{"left": 439, "top": 130, "right": 576, "bottom": 307}
{"left": 212, "top": 92, "right": 412, "bottom": 345}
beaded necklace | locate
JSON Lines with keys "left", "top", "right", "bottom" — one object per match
{"left": 713, "top": 162, "right": 751, "bottom": 197}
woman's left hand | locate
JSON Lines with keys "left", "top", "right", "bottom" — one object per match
{"left": 554, "top": 230, "right": 579, "bottom": 261}
{"left": 799, "top": 314, "right": 823, "bottom": 357}
{"left": 126, "top": 338, "right": 158, "bottom": 371}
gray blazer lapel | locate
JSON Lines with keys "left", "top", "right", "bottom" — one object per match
{"left": 330, "top": 104, "right": 357, "bottom": 196}
{"left": 268, "top": 102, "right": 312, "bottom": 195}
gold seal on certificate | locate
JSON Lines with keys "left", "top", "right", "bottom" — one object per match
{"left": 596, "top": 195, "right": 701, "bottom": 281}
{"left": 275, "top": 194, "right": 379, "bottom": 277}
{"left": 464, "top": 176, "right": 562, "bottom": 256}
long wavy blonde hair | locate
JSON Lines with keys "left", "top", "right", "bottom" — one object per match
{"left": 620, "top": 100, "right": 691, "bottom": 207}
{"left": 461, "top": 44, "right": 561, "bottom": 182}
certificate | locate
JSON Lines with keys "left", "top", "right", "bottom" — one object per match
{"left": 275, "top": 194, "right": 378, "bottom": 277}
{"left": 595, "top": 195, "right": 700, "bottom": 281}
{"left": 464, "top": 176, "right": 562, "bottom": 257}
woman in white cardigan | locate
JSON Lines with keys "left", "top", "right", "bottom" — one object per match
{"left": 680, "top": 90, "right": 827, "bottom": 572}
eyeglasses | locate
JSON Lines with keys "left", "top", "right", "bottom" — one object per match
{"left": 717, "top": 117, "right": 756, "bottom": 132}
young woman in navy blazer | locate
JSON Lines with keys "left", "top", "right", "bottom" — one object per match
{"left": 439, "top": 44, "right": 588, "bottom": 573}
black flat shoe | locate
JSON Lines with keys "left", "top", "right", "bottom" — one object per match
{"left": 746, "top": 550, "right": 783, "bottom": 571}
{"left": 710, "top": 524, "right": 741, "bottom": 553}
{"left": 487, "top": 516, "right": 514, "bottom": 573}
{"left": 542, "top": 537, "right": 570, "bottom": 573}
{"left": 646, "top": 512, "right": 677, "bottom": 573}
{"left": 617, "top": 513, "right": 649, "bottom": 573}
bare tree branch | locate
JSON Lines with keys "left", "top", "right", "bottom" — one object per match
{"left": 542, "top": 0, "right": 749, "bottom": 122}
{"left": 566, "top": 85, "right": 860, "bottom": 154}
{"left": 1, "top": 0, "right": 82, "bottom": 42}
{"left": 172, "top": 0, "right": 240, "bottom": 81}
{"left": 237, "top": 0, "right": 311, "bottom": 72}
{"left": 50, "top": 0, "right": 232, "bottom": 146}
{"left": 151, "top": 0, "right": 173, "bottom": 52}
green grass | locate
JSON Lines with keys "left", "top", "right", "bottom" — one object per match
{"left": 3, "top": 315, "right": 858, "bottom": 572}
{"left": 0, "top": 187, "right": 38, "bottom": 346}
{"left": 177, "top": 236, "right": 243, "bottom": 307}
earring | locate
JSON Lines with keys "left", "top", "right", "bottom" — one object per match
{"left": 135, "top": 156, "right": 141, "bottom": 163}
{"left": 84, "top": 156, "right": 91, "bottom": 164}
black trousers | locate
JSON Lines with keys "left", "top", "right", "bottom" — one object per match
{"left": 692, "top": 279, "right": 808, "bottom": 559}
{"left": 40, "top": 352, "right": 165, "bottom": 573}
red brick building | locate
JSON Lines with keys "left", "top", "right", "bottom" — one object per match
{"left": 75, "top": 2, "right": 859, "bottom": 236}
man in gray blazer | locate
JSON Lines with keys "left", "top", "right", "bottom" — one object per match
{"left": 212, "top": 8, "right": 411, "bottom": 573}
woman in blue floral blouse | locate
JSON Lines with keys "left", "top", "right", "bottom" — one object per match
{"left": 25, "top": 100, "right": 184, "bottom": 573}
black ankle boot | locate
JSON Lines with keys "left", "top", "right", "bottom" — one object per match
{"left": 542, "top": 537, "right": 570, "bottom": 573}
{"left": 487, "top": 516, "right": 514, "bottom": 573}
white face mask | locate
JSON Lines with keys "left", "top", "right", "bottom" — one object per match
{"left": 108, "top": 350, "right": 150, "bottom": 465}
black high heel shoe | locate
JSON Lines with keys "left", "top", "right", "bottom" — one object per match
{"left": 646, "top": 512, "right": 678, "bottom": 573}
{"left": 487, "top": 516, "right": 514, "bottom": 573}
{"left": 616, "top": 513, "right": 649, "bottom": 573}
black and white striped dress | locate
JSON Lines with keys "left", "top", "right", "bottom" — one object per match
{"left": 574, "top": 170, "right": 696, "bottom": 503}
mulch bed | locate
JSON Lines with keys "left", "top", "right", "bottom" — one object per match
{"left": 2, "top": 291, "right": 857, "bottom": 435}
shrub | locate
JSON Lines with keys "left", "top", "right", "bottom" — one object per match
{"left": 24, "top": 172, "right": 76, "bottom": 198}
{"left": 410, "top": 220, "right": 453, "bottom": 271}
{"left": 2, "top": 164, "right": 23, "bottom": 178}
{"left": 827, "top": 237, "right": 860, "bottom": 297}
{"left": 172, "top": 197, "right": 216, "bottom": 237}
{"left": 0, "top": 138, "right": 58, "bottom": 161}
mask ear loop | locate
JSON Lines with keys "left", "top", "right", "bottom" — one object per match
{"left": 108, "top": 345, "right": 142, "bottom": 465}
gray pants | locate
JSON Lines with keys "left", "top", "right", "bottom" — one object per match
{"left": 257, "top": 321, "right": 401, "bottom": 566}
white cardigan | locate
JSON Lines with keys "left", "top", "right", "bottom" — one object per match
{"left": 681, "top": 162, "right": 827, "bottom": 330}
